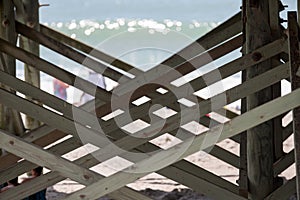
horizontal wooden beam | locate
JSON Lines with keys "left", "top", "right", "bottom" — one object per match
{"left": 63, "top": 87, "right": 300, "bottom": 200}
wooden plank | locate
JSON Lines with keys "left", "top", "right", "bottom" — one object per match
{"left": 0, "top": 88, "right": 110, "bottom": 148}
{"left": 283, "top": 122, "right": 293, "bottom": 141}
{"left": 288, "top": 11, "right": 300, "bottom": 199}
{"left": 17, "top": 0, "right": 41, "bottom": 129}
{"left": 158, "top": 165, "right": 245, "bottom": 200}
{"left": 158, "top": 12, "right": 242, "bottom": 70}
{"left": 0, "top": 96, "right": 105, "bottom": 171}
{"left": 265, "top": 177, "right": 296, "bottom": 200}
{"left": 63, "top": 88, "right": 300, "bottom": 200}
{"left": 0, "top": 38, "right": 111, "bottom": 103}
{"left": 16, "top": 21, "right": 129, "bottom": 82}
{"left": 0, "top": 137, "right": 81, "bottom": 184}
{"left": 0, "top": 70, "right": 106, "bottom": 133}
{"left": 0, "top": 129, "right": 100, "bottom": 185}
{"left": 39, "top": 24, "right": 141, "bottom": 75}
{"left": 0, "top": 128, "right": 66, "bottom": 171}
{"left": 273, "top": 149, "right": 295, "bottom": 177}
{"left": 269, "top": 0, "right": 284, "bottom": 162}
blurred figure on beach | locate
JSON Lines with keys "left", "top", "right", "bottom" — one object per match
{"left": 0, "top": 177, "right": 19, "bottom": 193}
{"left": 22, "top": 166, "right": 46, "bottom": 200}
{"left": 53, "top": 78, "right": 69, "bottom": 101}
{"left": 79, "top": 70, "right": 106, "bottom": 105}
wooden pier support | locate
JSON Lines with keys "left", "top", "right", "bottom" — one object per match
{"left": 245, "top": 0, "right": 276, "bottom": 199}
{"left": 288, "top": 11, "right": 300, "bottom": 200}
{"left": 0, "top": 0, "right": 24, "bottom": 137}
{"left": 15, "top": 0, "right": 41, "bottom": 129}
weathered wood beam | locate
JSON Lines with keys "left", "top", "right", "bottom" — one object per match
{"left": 245, "top": 1, "right": 275, "bottom": 198}
{"left": 288, "top": 11, "right": 300, "bottom": 200}
{"left": 16, "top": 21, "right": 129, "bottom": 82}
{"left": 0, "top": 88, "right": 109, "bottom": 148}
{"left": 0, "top": 70, "right": 105, "bottom": 133}
{"left": 273, "top": 149, "right": 294, "bottom": 177}
{"left": 158, "top": 165, "right": 245, "bottom": 200}
{"left": 0, "top": 129, "right": 101, "bottom": 185}
{"left": 16, "top": 0, "right": 41, "bottom": 129}
{"left": 0, "top": 136, "right": 81, "bottom": 184}
{"left": 269, "top": 0, "right": 284, "bottom": 163}
{"left": 0, "top": 128, "right": 66, "bottom": 171}
{"left": 0, "top": 37, "right": 112, "bottom": 103}
{"left": 265, "top": 177, "right": 296, "bottom": 200}
{"left": 63, "top": 87, "right": 300, "bottom": 200}
{"left": 0, "top": 0, "right": 24, "bottom": 137}
{"left": 0, "top": 99, "right": 100, "bottom": 171}
{"left": 39, "top": 26, "right": 141, "bottom": 74}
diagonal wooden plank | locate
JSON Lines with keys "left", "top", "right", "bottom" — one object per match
{"left": 0, "top": 88, "right": 111, "bottom": 148}
{"left": 0, "top": 129, "right": 99, "bottom": 185}
{"left": 265, "top": 177, "right": 296, "bottom": 200}
{"left": 0, "top": 38, "right": 112, "bottom": 103}
{"left": 63, "top": 87, "right": 300, "bottom": 200}
{"left": 0, "top": 70, "right": 105, "bottom": 133}
{"left": 16, "top": 21, "right": 130, "bottom": 82}
{"left": 158, "top": 165, "right": 244, "bottom": 200}
{"left": 0, "top": 136, "right": 81, "bottom": 184}
{"left": 273, "top": 149, "right": 295, "bottom": 177}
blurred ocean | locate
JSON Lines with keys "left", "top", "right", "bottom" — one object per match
{"left": 16, "top": 0, "right": 295, "bottom": 105}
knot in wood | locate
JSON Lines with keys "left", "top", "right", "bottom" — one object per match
{"left": 2, "top": 19, "right": 9, "bottom": 27}
{"left": 252, "top": 52, "right": 262, "bottom": 62}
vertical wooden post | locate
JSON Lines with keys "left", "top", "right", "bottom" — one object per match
{"left": 269, "top": 0, "right": 283, "bottom": 163}
{"left": 239, "top": 1, "right": 248, "bottom": 197}
{"left": 245, "top": 0, "right": 274, "bottom": 199}
{"left": 16, "top": 0, "right": 41, "bottom": 129}
{"left": 287, "top": 11, "right": 300, "bottom": 200}
{"left": 0, "top": 0, "right": 24, "bottom": 137}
